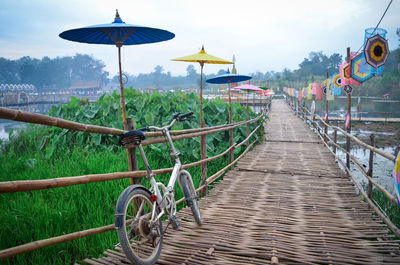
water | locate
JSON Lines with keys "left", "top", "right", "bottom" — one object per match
{"left": 304, "top": 96, "right": 400, "bottom": 118}
{"left": 336, "top": 146, "right": 396, "bottom": 197}
{"left": 0, "top": 103, "right": 59, "bottom": 140}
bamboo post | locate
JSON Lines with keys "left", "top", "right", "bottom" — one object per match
{"left": 228, "top": 82, "right": 234, "bottom": 169}
{"left": 117, "top": 45, "right": 128, "bottom": 130}
{"left": 126, "top": 118, "right": 139, "bottom": 185}
{"left": 311, "top": 76, "right": 316, "bottom": 130}
{"left": 346, "top": 47, "right": 352, "bottom": 170}
{"left": 303, "top": 82, "right": 307, "bottom": 119}
{"left": 324, "top": 72, "right": 329, "bottom": 143}
{"left": 368, "top": 134, "right": 375, "bottom": 200}
{"left": 333, "top": 120, "right": 338, "bottom": 154}
{"left": 199, "top": 62, "right": 208, "bottom": 197}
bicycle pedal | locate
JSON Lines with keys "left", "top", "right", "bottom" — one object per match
{"left": 169, "top": 215, "right": 181, "bottom": 230}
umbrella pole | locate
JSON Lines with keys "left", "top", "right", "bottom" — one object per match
{"left": 228, "top": 82, "right": 233, "bottom": 167}
{"left": 199, "top": 62, "right": 204, "bottom": 129}
{"left": 253, "top": 93, "right": 255, "bottom": 113}
{"left": 325, "top": 72, "right": 329, "bottom": 143}
{"left": 118, "top": 45, "right": 128, "bottom": 130}
{"left": 246, "top": 92, "right": 249, "bottom": 147}
{"left": 118, "top": 45, "right": 136, "bottom": 186}
{"left": 199, "top": 62, "right": 207, "bottom": 196}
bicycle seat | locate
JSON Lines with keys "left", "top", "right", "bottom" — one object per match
{"left": 118, "top": 130, "right": 146, "bottom": 147}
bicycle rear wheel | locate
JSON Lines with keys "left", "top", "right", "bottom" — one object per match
{"left": 180, "top": 173, "right": 203, "bottom": 225}
{"left": 115, "top": 186, "right": 163, "bottom": 265}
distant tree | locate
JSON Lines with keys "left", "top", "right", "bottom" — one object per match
{"left": 281, "top": 68, "right": 293, "bottom": 81}
{"left": 217, "top": 69, "right": 226, "bottom": 75}
{"left": 397, "top": 28, "right": 400, "bottom": 47}
{"left": 0, "top": 54, "right": 109, "bottom": 90}
{"left": 186, "top": 65, "right": 197, "bottom": 77}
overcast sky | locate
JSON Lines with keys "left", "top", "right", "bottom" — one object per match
{"left": 0, "top": 0, "right": 399, "bottom": 77}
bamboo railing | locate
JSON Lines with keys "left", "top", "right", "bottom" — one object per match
{"left": 0, "top": 99, "right": 270, "bottom": 260}
{"left": 286, "top": 100, "right": 400, "bottom": 238}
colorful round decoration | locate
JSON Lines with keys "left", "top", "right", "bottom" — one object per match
{"left": 364, "top": 34, "right": 390, "bottom": 69}
{"left": 394, "top": 151, "right": 400, "bottom": 206}
{"left": 343, "top": 64, "right": 351, "bottom": 79}
{"left": 344, "top": 85, "right": 352, "bottom": 94}
{"left": 333, "top": 74, "right": 342, "bottom": 87}
{"left": 323, "top": 87, "right": 327, "bottom": 95}
{"left": 350, "top": 53, "right": 376, "bottom": 83}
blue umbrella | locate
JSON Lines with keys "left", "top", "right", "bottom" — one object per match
{"left": 59, "top": 10, "right": 175, "bottom": 129}
{"left": 206, "top": 72, "right": 252, "bottom": 163}
{"left": 206, "top": 73, "right": 252, "bottom": 121}
{"left": 206, "top": 73, "right": 252, "bottom": 85}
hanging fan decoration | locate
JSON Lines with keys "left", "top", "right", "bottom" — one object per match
{"left": 364, "top": 33, "right": 390, "bottom": 69}
{"left": 340, "top": 61, "right": 360, "bottom": 86}
{"left": 351, "top": 52, "right": 383, "bottom": 83}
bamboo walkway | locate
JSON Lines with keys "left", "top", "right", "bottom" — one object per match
{"left": 84, "top": 100, "right": 400, "bottom": 265}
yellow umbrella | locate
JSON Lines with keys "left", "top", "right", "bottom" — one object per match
{"left": 171, "top": 46, "right": 232, "bottom": 128}
{"left": 172, "top": 46, "right": 232, "bottom": 195}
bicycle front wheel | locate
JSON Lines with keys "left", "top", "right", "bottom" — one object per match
{"left": 115, "top": 186, "right": 163, "bottom": 265}
{"left": 180, "top": 172, "right": 203, "bottom": 225}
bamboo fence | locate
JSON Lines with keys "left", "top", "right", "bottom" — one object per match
{"left": 0, "top": 100, "right": 270, "bottom": 260}
{"left": 289, "top": 100, "right": 400, "bottom": 238}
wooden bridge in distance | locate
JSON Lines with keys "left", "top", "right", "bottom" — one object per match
{"left": 85, "top": 100, "right": 400, "bottom": 265}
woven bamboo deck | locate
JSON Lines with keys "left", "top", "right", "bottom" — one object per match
{"left": 84, "top": 100, "right": 400, "bottom": 265}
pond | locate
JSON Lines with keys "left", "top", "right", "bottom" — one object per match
{"left": 336, "top": 146, "right": 397, "bottom": 197}
{"left": 304, "top": 96, "right": 400, "bottom": 118}
{"left": 0, "top": 103, "right": 59, "bottom": 140}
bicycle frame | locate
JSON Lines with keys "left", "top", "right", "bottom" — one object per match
{"left": 136, "top": 120, "right": 186, "bottom": 223}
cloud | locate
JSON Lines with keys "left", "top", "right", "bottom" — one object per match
{"left": 0, "top": 0, "right": 398, "bottom": 77}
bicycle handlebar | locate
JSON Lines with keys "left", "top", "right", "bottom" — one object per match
{"left": 119, "top": 111, "right": 193, "bottom": 147}
{"left": 178, "top": 111, "right": 193, "bottom": 121}
{"left": 143, "top": 111, "right": 193, "bottom": 132}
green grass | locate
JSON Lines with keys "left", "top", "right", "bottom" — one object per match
{"left": 0, "top": 137, "right": 248, "bottom": 264}
{"left": 368, "top": 187, "right": 400, "bottom": 238}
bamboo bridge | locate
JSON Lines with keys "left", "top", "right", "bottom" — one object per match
{"left": 84, "top": 100, "right": 400, "bottom": 265}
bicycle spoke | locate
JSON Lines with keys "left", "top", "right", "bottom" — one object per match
{"left": 135, "top": 200, "right": 145, "bottom": 218}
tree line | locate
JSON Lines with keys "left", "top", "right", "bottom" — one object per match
{"left": 0, "top": 48, "right": 398, "bottom": 98}
{"left": 0, "top": 54, "right": 109, "bottom": 91}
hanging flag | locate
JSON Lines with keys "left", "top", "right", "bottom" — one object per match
{"left": 293, "top": 89, "right": 297, "bottom": 97}
{"left": 307, "top": 83, "right": 312, "bottom": 99}
{"left": 312, "top": 83, "right": 317, "bottom": 95}
{"left": 299, "top": 89, "right": 303, "bottom": 100}
{"left": 326, "top": 79, "right": 334, "bottom": 101}
{"left": 315, "top": 83, "right": 323, "bottom": 100}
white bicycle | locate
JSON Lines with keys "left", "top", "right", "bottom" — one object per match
{"left": 115, "top": 111, "right": 202, "bottom": 265}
